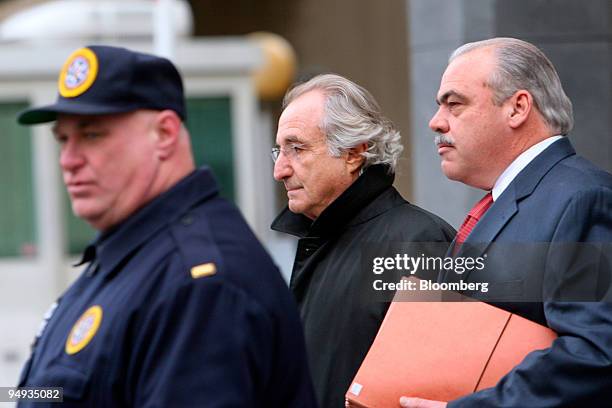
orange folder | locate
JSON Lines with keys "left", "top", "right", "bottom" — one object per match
{"left": 346, "top": 280, "right": 557, "bottom": 407}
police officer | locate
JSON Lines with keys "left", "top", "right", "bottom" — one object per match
{"left": 16, "top": 45, "right": 316, "bottom": 407}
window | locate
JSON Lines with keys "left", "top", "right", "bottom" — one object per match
{"left": 0, "top": 102, "right": 37, "bottom": 258}
{"left": 186, "top": 96, "right": 234, "bottom": 201}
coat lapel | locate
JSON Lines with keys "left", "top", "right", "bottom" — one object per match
{"left": 442, "top": 193, "right": 518, "bottom": 283}
{"left": 463, "top": 187, "right": 518, "bottom": 257}
{"left": 444, "top": 138, "right": 576, "bottom": 283}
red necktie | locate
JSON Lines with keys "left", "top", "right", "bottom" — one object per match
{"left": 454, "top": 192, "right": 493, "bottom": 253}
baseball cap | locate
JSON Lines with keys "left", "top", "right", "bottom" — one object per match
{"left": 17, "top": 45, "right": 186, "bottom": 125}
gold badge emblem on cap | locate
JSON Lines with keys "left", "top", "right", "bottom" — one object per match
{"left": 58, "top": 47, "right": 99, "bottom": 98}
{"left": 65, "top": 305, "right": 103, "bottom": 355}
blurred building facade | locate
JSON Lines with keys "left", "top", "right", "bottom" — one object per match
{"left": 0, "top": 0, "right": 610, "bottom": 390}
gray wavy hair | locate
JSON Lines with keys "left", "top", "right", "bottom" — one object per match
{"left": 282, "top": 74, "right": 403, "bottom": 172}
{"left": 451, "top": 37, "right": 574, "bottom": 135}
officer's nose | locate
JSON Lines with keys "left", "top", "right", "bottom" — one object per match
{"left": 273, "top": 152, "right": 293, "bottom": 181}
{"left": 429, "top": 107, "right": 450, "bottom": 134}
{"left": 59, "top": 138, "right": 86, "bottom": 173}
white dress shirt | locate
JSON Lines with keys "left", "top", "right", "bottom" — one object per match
{"left": 492, "top": 136, "right": 564, "bottom": 201}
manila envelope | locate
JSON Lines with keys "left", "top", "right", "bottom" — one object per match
{"left": 346, "top": 278, "right": 557, "bottom": 407}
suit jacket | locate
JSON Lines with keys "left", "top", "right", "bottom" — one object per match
{"left": 444, "top": 138, "right": 612, "bottom": 407}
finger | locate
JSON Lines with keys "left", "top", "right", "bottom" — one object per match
{"left": 399, "top": 396, "right": 432, "bottom": 408}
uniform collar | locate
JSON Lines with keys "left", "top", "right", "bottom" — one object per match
{"left": 76, "top": 167, "right": 219, "bottom": 279}
{"left": 271, "top": 164, "right": 395, "bottom": 238}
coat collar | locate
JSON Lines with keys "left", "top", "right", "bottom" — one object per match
{"left": 271, "top": 164, "right": 395, "bottom": 238}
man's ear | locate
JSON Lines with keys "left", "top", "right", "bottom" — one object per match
{"left": 346, "top": 143, "right": 368, "bottom": 174}
{"left": 506, "top": 90, "right": 532, "bottom": 129}
{"left": 154, "top": 110, "right": 183, "bottom": 160}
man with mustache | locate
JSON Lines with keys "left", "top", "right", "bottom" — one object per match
{"left": 15, "top": 45, "right": 316, "bottom": 407}
{"left": 399, "top": 37, "right": 612, "bottom": 407}
{"left": 271, "top": 74, "right": 455, "bottom": 408}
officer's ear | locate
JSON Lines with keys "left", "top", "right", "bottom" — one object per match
{"left": 346, "top": 143, "right": 368, "bottom": 175}
{"left": 153, "top": 110, "right": 182, "bottom": 160}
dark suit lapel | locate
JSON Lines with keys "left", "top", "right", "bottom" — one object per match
{"left": 444, "top": 138, "right": 576, "bottom": 284}
{"left": 442, "top": 192, "right": 518, "bottom": 283}
{"left": 463, "top": 188, "right": 518, "bottom": 256}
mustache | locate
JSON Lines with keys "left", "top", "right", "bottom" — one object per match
{"left": 434, "top": 134, "right": 455, "bottom": 146}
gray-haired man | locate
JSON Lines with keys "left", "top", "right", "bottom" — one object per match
{"left": 400, "top": 37, "right": 612, "bottom": 408}
{"left": 271, "top": 74, "right": 455, "bottom": 408}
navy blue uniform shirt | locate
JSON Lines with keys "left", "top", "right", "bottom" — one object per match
{"left": 19, "top": 167, "right": 316, "bottom": 407}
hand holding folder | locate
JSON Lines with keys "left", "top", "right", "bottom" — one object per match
{"left": 346, "top": 278, "right": 557, "bottom": 407}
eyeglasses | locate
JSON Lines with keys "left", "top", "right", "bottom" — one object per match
{"left": 271, "top": 144, "right": 306, "bottom": 163}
